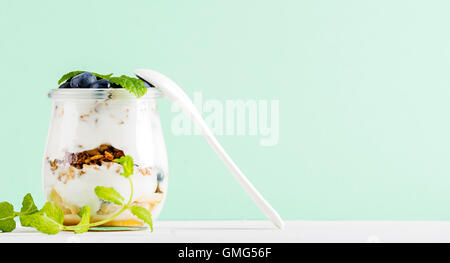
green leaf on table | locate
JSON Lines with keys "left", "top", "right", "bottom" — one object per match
{"left": 19, "top": 193, "right": 39, "bottom": 227}
{"left": 114, "top": 155, "right": 134, "bottom": 178}
{"left": 109, "top": 75, "right": 147, "bottom": 98}
{"left": 73, "top": 206, "right": 91, "bottom": 234}
{"left": 0, "top": 202, "right": 16, "bottom": 232}
{"left": 130, "top": 206, "right": 153, "bottom": 232}
{"left": 95, "top": 186, "right": 124, "bottom": 205}
{"left": 20, "top": 211, "right": 62, "bottom": 235}
{"left": 20, "top": 193, "right": 38, "bottom": 215}
{"left": 20, "top": 202, "right": 64, "bottom": 235}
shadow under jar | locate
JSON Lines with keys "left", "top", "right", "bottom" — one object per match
{"left": 42, "top": 88, "right": 168, "bottom": 228}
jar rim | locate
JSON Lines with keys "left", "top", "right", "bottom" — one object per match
{"left": 48, "top": 88, "right": 162, "bottom": 100}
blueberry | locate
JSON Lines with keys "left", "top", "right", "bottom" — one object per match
{"left": 90, "top": 79, "right": 111, "bottom": 89}
{"left": 157, "top": 171, "right": 164, "bottom": 183}
{"left": 59, "top": 81, "right": 71, "bottom": 89}
{"left": 70, "top": 72, "right": 97, "bottom": 88}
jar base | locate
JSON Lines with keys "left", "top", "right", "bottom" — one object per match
{"left": 89, "top": 226, "right": 148, "bottom": 232}
{"left": 64, "top": 214, "right": 145, "bottom": 228}
{"left": 62, "top": 226, "right": 147, "bottom": 232}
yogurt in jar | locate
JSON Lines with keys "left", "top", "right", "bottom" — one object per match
{"left": 42, "top": 88, "right": 168, "bottom": 227}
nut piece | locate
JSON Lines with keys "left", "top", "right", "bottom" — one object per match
{"left": 49, "top": 160, "right": 58, "bottom": 171}
{"left": 104, "top": 151, "right": 114, "bottom": 161}
{"left": 90, "top": 154, "right": 104, "bottom": 160}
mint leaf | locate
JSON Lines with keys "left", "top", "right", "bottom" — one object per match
{"left": 73, "top": 206, "right": 91, "bottom": 234}
{"left": 19, "top": 193, "right": 39, "bottom": 227}
{"left": 20, "top": 193, "right": 38, "bottom": 215}
{"left": 58, "top": 71, "right": 113, "bottom": 85}
{"left": 95, "top": 186, "right": 124, "bottom": 205}
{"left": 20, "top": 202, "right": 64, "bottom": 234}
{"left": 109, "top": 75, "right": 147, "bottom": 98}
{"left": 42, "top": 202, "right": 64, "bottom": 225}
{"left": 94, "top": 72, "right": 113, "bottom": 80}
{"left": 0, "top": 202, "right": 16, "bottom": 232}
{"left": 130, "top": 206, "right": 153, "bottom": 232}
{"left": 114, "top": 155, "right": 134, "bottom": 178}
{"left": 20, "top": 212, "right": 61, "bottom": 235}
{"left": 58, "top": 71, "right": 84, "bottom": 84}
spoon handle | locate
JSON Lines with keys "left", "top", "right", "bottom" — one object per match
{"left": 135, "top": 69, "right": 285, "bottom": 229}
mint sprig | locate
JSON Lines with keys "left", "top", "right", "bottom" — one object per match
{"left": 109, "top": 75, "right": 147, "bottom": 98}
{"left": 95, "top": 186, "right": 125, "bottom": 205}
{"left": 0, "top": 155, "right": 153, "bottom": 234}
{"left": 0, "top": 202, "right": 16, "bottom": 232}
{"left": 58, "top": 71, "right": 147, "bottom": 98}
{"left": 114, "top": 155, "right": 134, "bottom": 178}
{"left": 73, "top": 206, "right": 91, "bottom": 234}
{"left": 57, "top": 71, "right": 84, "bottom": 84}
{"left": 130, "top": 206, "right": 153, "bottom": 232}
{"left": 20, "top": 193, "right": 38, "bottom": 215}
{"left": 21, "top": 204, "right": 63, "bottom": 235}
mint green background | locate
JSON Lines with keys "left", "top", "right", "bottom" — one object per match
{"left": 1, "top": 0, "right": 450, "bottom": 220}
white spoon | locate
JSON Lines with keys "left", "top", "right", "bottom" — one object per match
{"left": 135, "top": 69, "right": 285, "bottom": 229}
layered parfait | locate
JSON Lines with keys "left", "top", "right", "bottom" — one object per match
{"left": 43, "top": 71, "right": 168, "bottom": 227}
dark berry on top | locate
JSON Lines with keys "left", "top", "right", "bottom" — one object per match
{"left": 59, "top": 81, "right": 71, "bottom": 89}
{"left": 90, "top": 79, "right": 111, "bottom": 89}
{"left": 70, "top": 72, "right": 97, "bottom": 88}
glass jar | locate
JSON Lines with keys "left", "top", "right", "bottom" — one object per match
{"left": 42, "top": 88, "right": 168, "bottom": 228}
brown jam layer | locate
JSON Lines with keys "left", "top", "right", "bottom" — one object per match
{"left": 66, "top": 144, "right": 125, "bottom": 169}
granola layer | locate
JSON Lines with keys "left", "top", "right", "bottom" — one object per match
{"left": 66, "top": 144, "right": 124, "bottom": 169}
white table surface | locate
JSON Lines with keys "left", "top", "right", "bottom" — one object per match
{"left": 1, "top": 220, "right": 450, "bottom": 243}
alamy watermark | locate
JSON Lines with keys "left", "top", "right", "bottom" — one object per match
{"left": 171, "top": 92, "right": 279, "bottom": 146}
